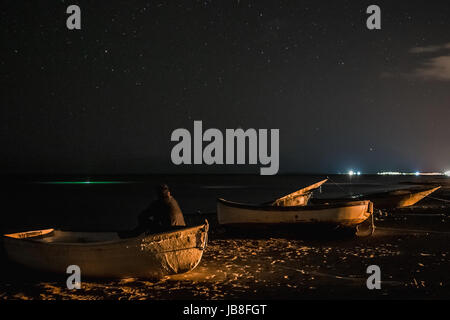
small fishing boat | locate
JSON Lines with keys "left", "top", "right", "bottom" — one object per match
{"left": 2, "top": 221, "right": 209, "bottom": 279}
{"left": 359, "top": 186, "right": 441, "bottom": 209}
{"left": 217, "top": 198, "right": 373, "bottom": 228}
{"left": 312, "top": 186, "right": 441, "bottom": 209}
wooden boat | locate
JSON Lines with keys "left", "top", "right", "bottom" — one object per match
{"left": 2, "top": 221, "right": 209, "bottom": 279}
{"left": 360, "top": 186, "right": 441, "bottom": 209}
{"left": 217, "top": 198, "right": 373, "bottom": 228}
{"left": 271, "top": 179, "right": 328, "bottom": 206}
{"left": 312, "top": 186, "right": 441, "bottom": 209}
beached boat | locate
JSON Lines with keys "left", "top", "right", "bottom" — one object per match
{"left": 2, "top": 221, "right": 209, "bottom": 279}
{"left": 359, "top": 186, "right": 441, "bottom": 209}
{"left": 312, "top": 186, "right": 441, "bottom": 209}
{"left": 217, "top": 198, "right": 373, "bottom": 228}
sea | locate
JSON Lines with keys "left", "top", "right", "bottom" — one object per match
{"left": 2, "top": 174, "right": 449, "bottom": 233}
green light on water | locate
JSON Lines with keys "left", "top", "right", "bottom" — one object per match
{"left": 37, "top": 181, "right": 130, "bottom": 185}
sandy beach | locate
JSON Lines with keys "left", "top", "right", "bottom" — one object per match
{"left": 1, "top": 215, "right": 449, "bottom": 300}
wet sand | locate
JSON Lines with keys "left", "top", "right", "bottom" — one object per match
{"left": 1, "top": 218, "right": 449, "bottom": 300}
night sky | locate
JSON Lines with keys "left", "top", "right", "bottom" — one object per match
{"left": 1, "top": 0, "right": 450, "bottom": 175}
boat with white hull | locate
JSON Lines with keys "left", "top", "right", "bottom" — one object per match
{"left": 3, "top": 222, "right": 209, "bottom": 279}
{"left": 217, "top": 199, "right": 373, "bottom": 228}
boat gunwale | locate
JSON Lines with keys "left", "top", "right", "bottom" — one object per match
{"left": 359, "top": 186, "right": 441, "bottom": 199}
{"left": 217, "top": 198, "right": 370, "bottom": 211}
{"left": 2, "top": 222, "right": 209, "bottom": 248}
{"left": 313, "top": 186, "right": 441, "bottom": 203}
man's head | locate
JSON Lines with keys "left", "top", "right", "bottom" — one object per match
{"left": 157, "top": 184, "right": 170, "bottom": 198}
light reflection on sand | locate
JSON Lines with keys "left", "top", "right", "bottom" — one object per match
{"left": 1, "top": 227, "right": 446, "bottom": 300}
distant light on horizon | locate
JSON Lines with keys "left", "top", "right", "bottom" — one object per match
{"left": 378, "top": 171, "right": 443, "bottom": 176}
{"left": 347, "top": 170, "right": 361, "bottom": 176}
{"left": 445, "top": 171, "right": 450, "bottom": 177}
{"left": 378, "top": 171, "right": 402, "bottom": 176}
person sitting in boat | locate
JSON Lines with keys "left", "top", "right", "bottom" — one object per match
{"left": 135, "top": 184, "right": 186, "bottom": 234}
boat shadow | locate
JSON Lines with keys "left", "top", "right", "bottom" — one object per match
{"left": 0, "top": 257, "right": 166, "bottom": 287}
{"left": 212, "top": 224, "right": 359, "bottom": 241}
{"left": 0, "top": 257, "right": 67, "bottom": 285}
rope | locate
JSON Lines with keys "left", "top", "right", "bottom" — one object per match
{"left": 376, "top": 227, "right": 450, "bottom": 235}
{"left": 356, "top": 212, "right": 376, "bottom": 236}
{"left": 428, "top": 196, "right": 450, "bottom": 203}
{"left": 325, "top": 176, "right": 354, "bottom": 197}
{"left": 276, "top": 265, "right": 401, "bottom": 285}
{"left": 370, "top": 212, "right": 375, "bottom": 235}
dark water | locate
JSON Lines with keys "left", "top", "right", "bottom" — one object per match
{"left": 1, "top": 174, "right": 449, "bottom": 233}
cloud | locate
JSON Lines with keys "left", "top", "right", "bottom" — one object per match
{"left": 410, "top": 43, "right": 450, "bottom": 54}
{"left": 411, "top": 55, "right": 450, "bottom": 81}
{"left": 409, "top": 43, "right": 450, "bottom": 54}
{"left": 400, "top": 42, "right": 450, "bottom": 81}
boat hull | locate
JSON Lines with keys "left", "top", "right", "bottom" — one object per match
{"left": 3, "top": 223, "right": 209, "bottom": 279}
{"left": 312, "top": 186, "right": 441, "bottom": 209}
{"left": 217, "top": 199, "right": 373, "bottom": 227}
{"left": 366, "top": 186, "right": 441, "bottom": 209}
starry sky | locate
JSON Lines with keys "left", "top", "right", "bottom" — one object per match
{"left": 1, "top": 0, "right": 450, "bottom": 175}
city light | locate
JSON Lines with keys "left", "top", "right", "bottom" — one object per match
{"left": 348, "top": 170, "right": 354, "bottom": 176}
{"left": 378, "top": 172, "right": 402, "bottom": 175}
{"left": 445, "top": 171, "right": 450, "bottom": 177}
{"left": 378, "top": 171, "right": 444, "bottom": 176}
{"left": 378, "top": 171, "right": 402, "bottom": 176}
